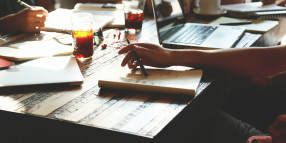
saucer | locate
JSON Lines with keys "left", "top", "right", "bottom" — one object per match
{"left": 193, "top": 8, "right": 227, "bottom": 16}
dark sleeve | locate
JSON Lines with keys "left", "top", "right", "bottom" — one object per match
{"left": 0, "top": 0, "right": 34, "bottom": 18}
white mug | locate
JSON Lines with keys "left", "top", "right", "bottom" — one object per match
{"left": 196, "top": 0, "right": 221, "bottom": 14}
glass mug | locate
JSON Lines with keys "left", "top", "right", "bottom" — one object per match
{"left": 123, "top": 0, "right": 146, "bottom": 32}
{"left": 71, "top": 12, "right": 94, "bottom": 59}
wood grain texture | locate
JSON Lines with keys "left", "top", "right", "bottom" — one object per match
{"left": 0, "top": 18, "right": 195, "bottom": 140}
{"left": 2, "top": 17, "right": 284, "bottom": 141}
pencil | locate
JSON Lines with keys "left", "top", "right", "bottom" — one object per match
{"left": 126, "top": 38, "right": 149, "bottom": 77}
{"left": 17, "top": 0, "right": 34, "bottom": 9}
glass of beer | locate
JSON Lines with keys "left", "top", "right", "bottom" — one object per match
{"left": 71, "top": 12, "right": 94, "bottom": 59}
{"left": 123, "top": 0, "right": 146, "bottom": 33}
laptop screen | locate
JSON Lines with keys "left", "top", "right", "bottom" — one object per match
{"left": 151, "top": 0, "right": 186, "bottom": 44}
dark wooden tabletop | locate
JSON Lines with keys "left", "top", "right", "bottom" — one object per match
{"left": 0, "top": 15, "right": 286, "bottom": 143}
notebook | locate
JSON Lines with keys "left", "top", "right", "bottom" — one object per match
{"left": 73, "top": 3, "right": 125, "bottom": 28}
{"left": 98, "top": 65, "right": 203, "bottom": 96}
{"left": 42, "top": 8, "right": 115, "bottom": 33}
{"left": 0, "top": 37, "right": 73, "bottom": 61}
{"left": 0, "top": 56, "right": 83, "bottom": 87}
{"left": 209, "top": 16, "right": 279, "bottom": 33}
{"left": 221, "top": 2, "right": 286, "bottom": 19}
{"left": 151, "top": 0, "right": 245, "bottom": 49}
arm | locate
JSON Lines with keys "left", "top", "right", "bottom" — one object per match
{"left": 118, "top": 43, "right": 286, "bottom": 78}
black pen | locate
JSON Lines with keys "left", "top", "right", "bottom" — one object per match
{"left": 126, "top": 38, "right": 149, "bottom": 77}
{"left": 220, "top": 21, "right": 252, "bottom": 25}
{"left": 17, "top": 0, "right": 34, "bottom": 9}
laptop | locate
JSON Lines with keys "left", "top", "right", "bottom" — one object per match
{"left": 151, "top": 0, "right": 246, "bottom": 49}
{"left": 0, "top": 56, "right": 83, "bottom": 87}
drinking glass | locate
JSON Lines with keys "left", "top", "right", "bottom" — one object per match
{"left": 123, "top": 0, "right": 146, "bottom": 32}
{"left": 72, "top": 12, "right": 94, "bottom": 59}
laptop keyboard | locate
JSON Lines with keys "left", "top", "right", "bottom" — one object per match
{"left": 170, "top": 25, "right": 217, "bottom": 45}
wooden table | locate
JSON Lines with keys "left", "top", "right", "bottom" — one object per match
{"left": 1, "top": 16, "right": 286, "bottom": 143}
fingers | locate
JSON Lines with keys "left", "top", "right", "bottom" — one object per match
{"left": 121, "top": 51, "right": 134, "bottom": 67}
{"left": 30, "top": 6, "right": 48, "bottom": 16}
{"left": 261, "top": 0, "right": 276, "bottom": 5}
{"left": 24, "top": 9, "right": 47, "bottom": 32}
{"left": 118, "top": 43, "right": 158, "bottom": 54}
{"left": 277, "top": 0, "right": 286, "bottom": 6}
{"left": 118, "top": 44, "right": 134, "bottom": 54}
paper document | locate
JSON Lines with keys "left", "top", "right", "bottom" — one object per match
{"left": 221, "top": 2, "right": 286, "bottom": 19}
{"left": 209, "top": 17, "right": 278, "bottom": 33}
{"left": 0, "top": 56, "right": 83, "bottom": 87}
{"left": 74, "top": 3, "right": 125, "bottom": 28}
{"left": 221, "top": 2, "right": 286, "bottom": 13}
{"left": 43, "top": 9, "right": 115, "bottom": 33}
{"left": 0, "top": 33, "right": 73, "bottom": 61}
{"left": 98, "top": 65, "right": 203, "bottom": 96}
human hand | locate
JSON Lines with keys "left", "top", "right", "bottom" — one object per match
{"left": 157, "top": 1, "right": 173, "bottom": 17}
{"left": 276, "top": 0, "right": 286, "bottom": 6}
{"left": 249, "top": 71, "right": 286, "bottom": 88}
{"left": 118, "top": 43, "right": 174, "bottom": 70}
{"left": 268, "top": 114, "right": 286, "bottom": 143}
{"left": 14, "top": 7, "right": 48, "bottom": 33}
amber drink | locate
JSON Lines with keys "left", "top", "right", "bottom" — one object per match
{"left": 72, "top": 13, "right": 94, "bottom": 59}
{"left": 123, "top": 0, "right": 145, "bottom": 32}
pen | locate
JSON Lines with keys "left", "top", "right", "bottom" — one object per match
{"left": 17, "top": 0, "right": 34, "bottom": 9}
{"left": 0, "top": 38, "right": 6, "bottom": 42}
{"left": 126, "top": 38, "right": 149, "bottom": 77}
{"left": 0, "top": 34, "right": 6, "bottom": 42}
{"left": 219, "top": 21, "right": 252, "bottom": 25}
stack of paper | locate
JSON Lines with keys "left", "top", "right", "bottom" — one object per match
{"left": 98, "top": 65, "right": 203, "bottom": 96}
{"left": 0, "top": 35, "right": 73, "bottom": 61}
{"left": 43, "top": 8, "right": 115, "bottom": 33}
{"left": 221, "top": 2, "right": 286, "bottom": 19}
{"left": 209, "top": 16, "right": 278, "bottom": 33}
{"left": 74, "top": 3, "right": 125, "bottom": 28}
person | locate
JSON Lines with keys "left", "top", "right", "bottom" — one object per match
{"left": 0, "top": 0, "right": 55, "bottom": 35}
{"left": 127, "top": 0, "right": 286, "bottom": 142}
{"left": 118, "top": 40, "right": 286, "bottom": 142}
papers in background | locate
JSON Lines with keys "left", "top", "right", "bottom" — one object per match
{"left": 221, "top": 2, "right": 286, "bottom": 13}
{"left": 209, "top": 17, "right": 278, "bottom": 33}
{"left": 43, "top": 8, "right": 115, "bottom": 33}
{"left": 74, "top": 3, "right": 125, "bottom": 28}
{"left": 0, "top": 33, "right": 73, "bottom": 61}
{"left": 221, "top": 2, "right": 286, "bottom": 19}
{"left": 74, "top": 3, "right": 124, "bottom": 11}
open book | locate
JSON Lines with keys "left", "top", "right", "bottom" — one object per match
{"left": 221, "top": 2, "right": 286, "bottom": 19}
{"left": 98, "top": 66, "right": 203, "bottom": 96}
